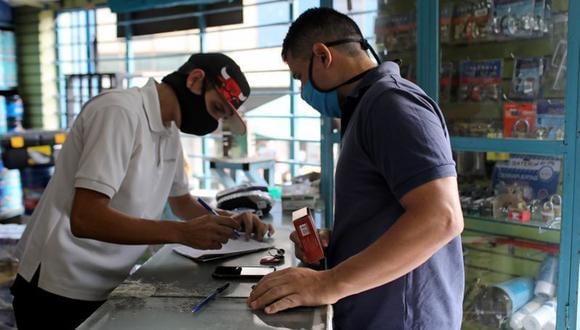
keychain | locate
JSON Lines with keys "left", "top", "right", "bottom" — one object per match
{"left": 260, "top": 248, "right": 285, "bottom": 265}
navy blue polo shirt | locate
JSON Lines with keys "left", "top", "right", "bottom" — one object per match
{"left": 328, "top": 62, "right": 464, "bottom": 329}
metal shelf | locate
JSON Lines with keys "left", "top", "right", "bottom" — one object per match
{"left": 464, "top": 216, "right": 560, "bottom": 245}
{"left": 451, "top": 137, "right": 567, "bottom": 156}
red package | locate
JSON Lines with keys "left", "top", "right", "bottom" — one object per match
{"left": 507, "top": 209, "right": 531, "bottom": 223}
{"left": 292, "top": 208, "right": 324, "bottom": 263}
{"left": 503, "top": 102, "right": 537, "bottom": 138}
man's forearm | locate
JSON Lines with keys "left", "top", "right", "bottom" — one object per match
{"left": 169, "top": 194, "right": 212, "bottom": 220}
{"left": 71, "top": 204, "right": 186, "bottom": 245}
{"left": 71, "top": 188, "right": 186, "bottom": 245}
{"left": 329, "top": 205, "right": 462, "bottom": 300}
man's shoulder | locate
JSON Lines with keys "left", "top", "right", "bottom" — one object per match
{"left": 86, "top": 88, "right": 141, "bottom": 110}
{"left": 362, "top": 76, "right": 436, "bottom": 116}
{"left": 78, "top": 88, "right": 143, "bottom": 123}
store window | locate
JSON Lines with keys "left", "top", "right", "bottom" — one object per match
{"left": 440, "top": 0, "right": 567, "bottom": 141}
{"left": 370, "top": 0, "right": 571, "bottom": 328}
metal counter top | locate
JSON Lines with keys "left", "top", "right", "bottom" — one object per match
{"left": 78, "top": 208, "right": 330, "bottom": 329}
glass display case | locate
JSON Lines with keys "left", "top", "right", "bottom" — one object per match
{"left": 330, "top": 0, "right": 579, "bottom": 328}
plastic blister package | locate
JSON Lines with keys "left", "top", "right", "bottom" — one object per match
{"left": 511, "top": 57, "right": 545, "bottom": 100}
{"left": 491, "top": 0, "right": 536, "bottom": 38}
{"left": 459, "top": 59, "right": 502, "bottom": 103}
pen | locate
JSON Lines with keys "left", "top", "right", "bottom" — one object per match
{"left": 197, "top": 197, "right": 240, "bottom": 238}
{"left": 192, "top": 282, "right": 230, "bottom": 313}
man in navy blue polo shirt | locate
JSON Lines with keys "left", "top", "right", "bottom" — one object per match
{"left": 248, "top": 8, "right": 465, "bottom": 329}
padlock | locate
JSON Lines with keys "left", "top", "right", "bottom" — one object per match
{"left": 512, "top": 119, "right": 530, "bottom": 138}
{"left": 541, "top": 201, "right": 555, "bottom": 223}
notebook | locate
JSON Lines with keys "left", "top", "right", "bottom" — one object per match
{"left": 173, "top": 239, "right": 273, "bottom": 262}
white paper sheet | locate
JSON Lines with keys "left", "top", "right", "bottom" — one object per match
{"left": 173, "top": 239, "right": 273, "bottom": 262}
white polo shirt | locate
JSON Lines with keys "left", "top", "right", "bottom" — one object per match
{"left": 16, "top": 78, "right": 190, "bottom": 301}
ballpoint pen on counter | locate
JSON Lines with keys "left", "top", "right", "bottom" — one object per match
{"left": 197, "top": 197, "right": 241, "bottom": 238}
{"left": 192, "top": 282, "right": 230, "bottom": 313}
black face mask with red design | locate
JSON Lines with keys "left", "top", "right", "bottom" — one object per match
{"left": 162, "top": 71, "right": 218, "bottom": 136}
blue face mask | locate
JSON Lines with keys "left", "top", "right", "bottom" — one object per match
{"left": 300, "top": 37, "right": 381, "bottom": 118}
{"left": 301, "top": 80, "right": 341, "bottom": 118}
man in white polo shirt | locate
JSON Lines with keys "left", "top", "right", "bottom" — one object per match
{"left": 11, "top": 53, "right": 273, "bottom": 329}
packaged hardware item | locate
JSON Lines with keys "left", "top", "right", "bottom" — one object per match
{"left": 492, "top": 182, "right": 530, "bottom": 221}
{"left": 510, "top": 57, "right": 545, "bottom": 99}
{"left": 491, "top": 0, "right": 536, "bottom": 38}
{"left": 452, "top": 1, "right": 493, "bottom": 42}
{"left": 452, "top": 2, "right": 474, "bottom": 41}
{"left": 536, "top": 100, "right": 564, "bottom": 140}
{"left": 531, "top": 0, "right": 548, "bottom": 34}
{"left": 492, "top": 155, "right": 561, "bottom": 201}
{"left": 292, "top": 207, "right": 324, "bottom": 264}
{"left": 472, "top": 277, "right": 535, "bottom": 328}
{"left": 459, "top": 59, "right": 502, "bottom": 102}
{"left": 503, "top": 102, "right": 537, "bottom": 138}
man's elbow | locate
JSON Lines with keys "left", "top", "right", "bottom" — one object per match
{"left": 441, "top": 204, "right": 464, "bottom": 238}
{"left": 70, "top": 211, "right": 91, "bottom": 238}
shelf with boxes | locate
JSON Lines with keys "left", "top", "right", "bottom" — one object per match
{"left": 439, "top": 0, "right": 572, "bottom": 329}
{"left": 456, "top": 151, "right": 563, "bottom": 233}
{"left": 439, "top": 0, "right": 568, "bottom": 142}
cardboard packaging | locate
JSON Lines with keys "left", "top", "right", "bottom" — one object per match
{"left": 292, "top": 208, "right": 324, "bottom": 263}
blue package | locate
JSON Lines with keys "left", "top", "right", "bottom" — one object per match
{"left": 459, "top": 59, "right": 502, "bottom": 102}
{"left": 536, "top": 100, "right": 564, "bottom": 140}
{"left": 492, "top": 0, "right": 536, "bottom": 38}
{"left": 494, "top": 277, "right": 535, "bottom": 313}
{"left": 511, "top": 57, "right": 545, "bottom": 99}
{"left": 492, "top": 156, "right": 561, "bottom": 200}
{"left": 533, "top": 0, "right": 547, "bottom": 34}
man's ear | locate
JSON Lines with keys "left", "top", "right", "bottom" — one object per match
{"left": 311, "top": 42, "right": 333, "bottom": 69}
{"left": 186, "top": 69, "right": 205, "bottom": 95}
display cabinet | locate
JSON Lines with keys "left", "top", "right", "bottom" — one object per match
{"left": 323, "top": 0, "right": 580, "bottom": 328}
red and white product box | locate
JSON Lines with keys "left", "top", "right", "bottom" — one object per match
{"left": 292, "top": 208, "right": 324, "bottom": 263}
{"left": 507, "top": 209, "right": 531, "bottom": 223}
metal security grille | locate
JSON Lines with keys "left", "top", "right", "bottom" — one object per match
{"left": 64, "top": 73, "right": 121, "bottom": 128}
{"left": 54, "top": 0, "right": 324, "bottom": 189}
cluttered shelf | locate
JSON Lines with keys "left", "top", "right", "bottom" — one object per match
{"left": 461, "top": 230, "right": 559, "bottom": 329}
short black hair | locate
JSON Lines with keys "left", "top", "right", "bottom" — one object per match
{"left": 282, "top": 7, "right": 364, "bottom": 61}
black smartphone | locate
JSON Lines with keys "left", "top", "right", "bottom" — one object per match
{"left": 212, "top": 266, "right": 276, "bottom": 279}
